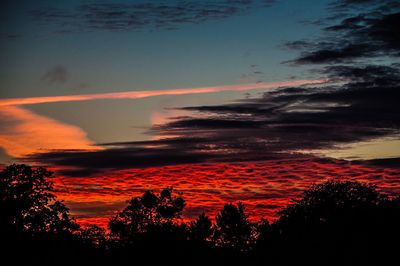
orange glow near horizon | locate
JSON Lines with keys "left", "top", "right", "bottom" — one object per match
{"left": 51, "top": 159, "right": 400, "bottom": 228}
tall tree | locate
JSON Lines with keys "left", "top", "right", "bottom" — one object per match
{"left": 214, "top": 202, "right": 253, "bottom": 251}
{"left": 109, "top": 187, "right": 185, "bottom": 241}
{"left": 189, "top": 212, "right": 213, "bottom": 242}
{"left": 0, "top": 164, "right": 77, "bottom": 237}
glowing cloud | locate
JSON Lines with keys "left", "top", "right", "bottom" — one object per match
{"left": 0, "top": 106, "right": 101, "bottom": 158}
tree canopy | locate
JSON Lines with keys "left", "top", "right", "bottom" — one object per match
{"left": 0, "top": 164, "right": 77, "bottom": 237}
{"left": 108, "top": 187, "right": 185, "bottom": 242}
{"left": 214, "top": 202, "right": 253, "bottom": 251}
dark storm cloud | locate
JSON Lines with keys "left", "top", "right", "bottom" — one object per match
{"left": 41, "top": 65, "right": 68, "bottom": 84}
{"left": 290, "top": 44, "right": 375, "bottom": 64}
{"left": 286, "top": 0, "right": 400, "bottom": 65}
{"left": 159, "top": 64, "right": 400, "bottom": 147}
{"left": 0, "top": 33, "right": 21, "bottom": 40}
{"left": 353, "top": 157, "right": 400, "bottom": 169}
{"left": 31, "top": 146, "right": 212, "bottom": 177}
{"left": 29, "top": 134, "right": 300, "bottom": 177}
{"left": 322, "top": 64, "right": 400, "bottom": 85}
{"left": 331, "top": 0, "right": 400, "bottom": 11}
{"left": 30, "top": 0, "right": 275, "bottom": 32}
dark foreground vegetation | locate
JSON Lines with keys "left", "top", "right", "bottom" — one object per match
{"left": 1, "top": 164, "right": 399, "bottom": 265}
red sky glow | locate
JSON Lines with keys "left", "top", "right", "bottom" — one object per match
{"left": 51, "top": 158, "right": 400, "bottom": 228}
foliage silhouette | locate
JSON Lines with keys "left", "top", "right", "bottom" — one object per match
{"left": 214, "top": 202, "right": 254, "bottom": 251}
{"left": 0, "top": 164, "right": 77, "bottom": 236}
{"left": 108, "top": 187, "right": 185, "bottom": 242}
{"left": 0, "top": 164, "right": 82, "bottom": 265}
{"left": 253, "top": 180, "right": 400, "bottom": 266}
{"left": 78, "top": 224, "right": 107, "bottom": 247}
{"left": 1, "top": 164, "right": 400, "bottom": 266}
{"left": 189, "top": 212, "right": 213, "bottom": 242}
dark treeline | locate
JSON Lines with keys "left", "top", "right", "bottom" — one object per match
{"left": 1, "top": 164, "right": 399, "bottom": 265}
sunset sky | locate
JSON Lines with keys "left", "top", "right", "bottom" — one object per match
{"left": 1, "top": 0, "right": 399, "bottom": 226}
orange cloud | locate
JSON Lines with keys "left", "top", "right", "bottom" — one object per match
{"left": 0, "top": 106, "right": 101, "bottom": 158}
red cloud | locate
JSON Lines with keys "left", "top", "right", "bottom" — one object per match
{"left": 51, "top": 158, "right": 400, "bottom": 228}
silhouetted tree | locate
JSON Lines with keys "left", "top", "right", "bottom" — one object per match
{"left": 0, "top": 164, "right": 82, "bottom": 266}
{"left": 78, "top": 224, "right": 107, "bottom": 247}
{"left": 109, "top": 187, "right": 185, "bottom": 242}
{"left": 214, "top": 202, "right": 253, "bottom": 251}
{"left": 280, "top": 180, "right": 382, "bottom": 220}
{"left": 107, "top": 188, "right": 188, "bottom": 265}
{"left": 0, "top": 164, "right": 77, "bottom": 237}
{"left": 275, "top": 180, "right": 384, "bottom": 242}
{"left": 3, "top": 164, "right": 400, "bottom": 266}
{"left": 254, "top": 180, "right": 400, "bottom": 266}
{"left": 254, "top": 218, "right": 271, "bottom": 244}
{"left": 189, "top": 212, "right": 213, "bottom": 242}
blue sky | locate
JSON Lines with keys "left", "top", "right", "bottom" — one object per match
{"left": 1, "top": 0, "right": 399, "bottom": 167}
{"left": 1, "top": 0, "right": 328, "bottom": 98}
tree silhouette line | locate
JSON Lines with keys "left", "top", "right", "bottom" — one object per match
{"left": 1, "top": 164, "right": 399, "bottom": 265}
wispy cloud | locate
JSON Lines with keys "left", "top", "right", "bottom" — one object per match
{"left": 0, "top": 80, "right": 325, "bottom": 107}
{"left": 41, "top": 65, "right": 69, "bottom": 84}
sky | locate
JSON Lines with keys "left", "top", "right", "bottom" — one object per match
{"left": 1, "top": 0, "right": 400, "bottom": 226}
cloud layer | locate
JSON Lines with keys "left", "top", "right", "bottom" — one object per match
{"left": 0, "top": 80, "right": 323, "bottom": 163}
{"left": 26, "top": 64, "right": 400, "bottom": 176}
{"left": 24, "top": 0, "right": 400, "bottom": 176}
{"left": 31, "top": 0, "right": 275, "bottom": 32}
{"left": 51, "top": 158, "right": 400, "bottom": 227}
{"left": 286, "top": 0, "right": 400, "bottom": 64}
